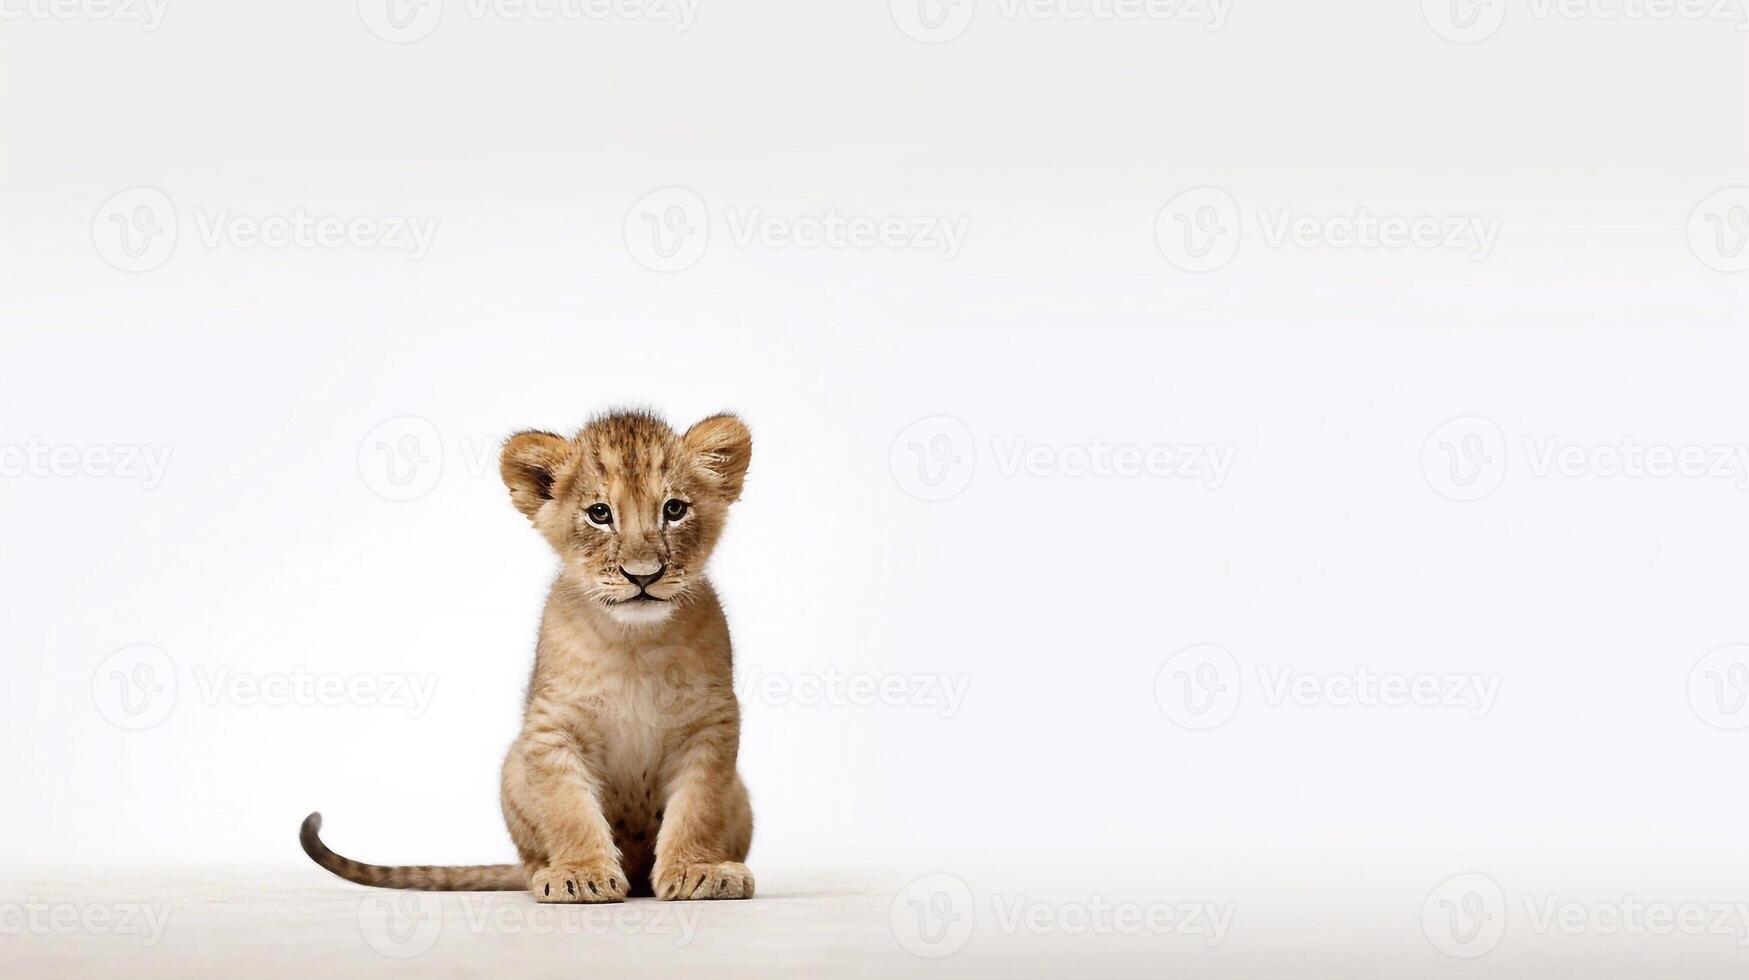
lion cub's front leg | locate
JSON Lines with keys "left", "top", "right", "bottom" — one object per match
{"left": 507, "top": 726, "right": 629, "bottom": 904}
{"left": 652, "top": 730, "right": 755, "bottom": 901}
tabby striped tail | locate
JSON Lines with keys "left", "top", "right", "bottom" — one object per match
{"left": 300, "top": 812, "right": 526, "bottom": 891}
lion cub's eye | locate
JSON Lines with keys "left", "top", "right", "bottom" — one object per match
{"left": 663, "top": 498, "right": 689, "bottom": 522}
{"left": 585, "top": 503, "right": 613, "bottom": 526}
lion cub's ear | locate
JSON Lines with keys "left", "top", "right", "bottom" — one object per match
{"left": 501, "top": 431, "right": 570, "bottom": 520}
{"left": 683, "top": 414, "right": 752, "bottom": 502}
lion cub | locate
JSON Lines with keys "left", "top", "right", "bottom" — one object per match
{"left": 302, "top": 410, "right": 755, "bottom": 902}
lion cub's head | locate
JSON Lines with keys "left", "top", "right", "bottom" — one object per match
{"left": 500, "top": 410, "right": 751, "bottom": 626}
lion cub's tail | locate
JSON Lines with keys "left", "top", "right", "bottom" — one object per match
{"left": 300, "top": 812, "right": 526, "bottom": 891}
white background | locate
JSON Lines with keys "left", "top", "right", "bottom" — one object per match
{"left": 3, "top": 0, "right": 1749, "bottom": 961}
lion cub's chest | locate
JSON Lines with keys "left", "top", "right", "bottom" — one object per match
{"left": 580, "top": 667, "right": 704, "bottom": 822}
{"left": 596, "top": 690, "right": 669, "bottom": 790}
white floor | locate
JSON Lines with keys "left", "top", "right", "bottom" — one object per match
{"left": 5, "top": 853, "right": 1746, "bottom": 978}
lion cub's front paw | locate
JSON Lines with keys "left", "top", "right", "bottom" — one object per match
{"left": 654, "top": 861, "right": 755, "bottom": 901}
{"left": 531, "top": 862, "right": 627, "bottom": 904}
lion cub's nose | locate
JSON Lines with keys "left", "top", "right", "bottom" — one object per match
{"left": 620, "top": 562, "right": 666, "bottom": 589}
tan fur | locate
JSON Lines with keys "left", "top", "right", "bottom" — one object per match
{"left": 303, "top": 410, "right": 755, "bottom": 902}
